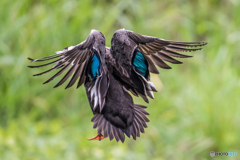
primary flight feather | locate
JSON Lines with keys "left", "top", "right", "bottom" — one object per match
{"left": 109, "top": 29, "right": 208, "bottom": 103}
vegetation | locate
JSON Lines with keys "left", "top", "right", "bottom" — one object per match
{"left": 0, "top": 0, "right": 239, "bottom": 159}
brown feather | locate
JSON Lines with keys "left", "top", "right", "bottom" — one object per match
{"left": 53, "top": 55, "right": 82, "bottom": 88}
{"left": 112, "top": 126, "right": 120, "bottom": 142}
{"left": 135, "top": 116, "right": 145, "bottom": 133}
{"left": 103, "top": 120, "right": 108, "bottom": 137}
{"left": 43, "top": 63, "right": 71, "bottom": 84}
{"left": 151, "top": 54, "right": 172, "bottom": 69}
{"left": 108, "top": 123, "right": 114, "bottom": 141}
{"left": 91, "top": 114, "right": 100, "bottom": 122}
{"left": 65, "top": 61, "right": 86, "bottom": 89}
{"left": 33, "top": 68, "right": 55, "bottom": 76}
{"left": 165, "top": 46, "right": 202, "bottom": 52}
{"left": 161, "top": 50, "right": 192, "bottom": 58}
{"left": 28, "top": 58, "right": 63, "bottom": 68}
{"left": 155, "top": 52, "right": 182, "bottom": 64}
{"left": 144, "top": 55, "right": 159, "bottom": 74}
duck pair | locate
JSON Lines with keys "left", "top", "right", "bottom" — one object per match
{"left": 28, "top": 29, "right": 207, "bottom": 143}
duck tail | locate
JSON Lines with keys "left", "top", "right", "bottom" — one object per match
{"left": 89, "top": 104, "right": 149, "bottom": 143}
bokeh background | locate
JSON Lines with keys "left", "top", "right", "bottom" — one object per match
{"left": 1, "top": 0, "right": 240, "bottom": 159}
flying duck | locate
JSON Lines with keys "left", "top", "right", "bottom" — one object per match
{"left": 28, "top": 29, "right": 207, "bottom": 143}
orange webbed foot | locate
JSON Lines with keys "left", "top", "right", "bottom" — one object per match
{"left": 88, "top": 133, "right": 105, "bottom": 141}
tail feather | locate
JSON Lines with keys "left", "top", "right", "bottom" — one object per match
{"left": 108, "top": 122, "right": 114, "bottom": 141}
{"left": 133, "top": 120, "right": 140, "bottom": 137}
{"left": 90, "top": 104, "right": 149, "bottom": 143}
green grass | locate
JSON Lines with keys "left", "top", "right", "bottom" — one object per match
{"left": 0, "top": 0, "right": 240, "bottom": 159}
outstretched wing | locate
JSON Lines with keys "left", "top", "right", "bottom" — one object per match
{"left": 110, "top": 29, "right": 207, "bottom": 102}
{"left": 127, "top": 30, "right": 208, "bottom": 74}
{"left": 28, "top": 30, "right": 108, "bottom": 112}
{"left": 28, "top": 33, "right": 95, "bottom": 89}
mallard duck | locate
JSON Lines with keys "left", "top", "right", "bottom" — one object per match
{"left": 28, "top": 29, "right": 207, "bottom": 143}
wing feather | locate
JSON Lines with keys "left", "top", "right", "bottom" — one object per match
{"left": 155, "top": 52, "right": 182, "bottom": 64}
{"left": 65, "top": 61, "right": 86, "bottom": 89}
{"left": 127, "top": 30, "right": 207, "bottom": 73}
{"left": 53, "top": 54, "right": 82, "bottom": 88}
{"left": 28, "top": 32, "right": 95, "bottom": 89}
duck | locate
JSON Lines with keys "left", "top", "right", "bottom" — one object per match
{"left": 28, "top": 29, "right": 207, "bottom": 143}
{"left": 28, "top": 30, "right": 149, "bottom": 143}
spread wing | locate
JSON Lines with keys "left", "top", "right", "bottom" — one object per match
{"left": 28, "top": 30, "right": 109, "bottom": 112}
{"left": 110, "top": 29, "right": 208, "bottom": 102}
{"left": 127, "top": 30, "right": 208, "bottom": 74}
{"left": 28, "top": 33, "right": 95, "bottom": 89}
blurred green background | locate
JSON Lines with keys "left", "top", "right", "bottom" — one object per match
{"left": 0, "top": 0, "right": 240, "bottom": 159}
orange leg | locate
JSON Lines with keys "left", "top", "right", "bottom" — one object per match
{"left": 88, "top": 133, "right": 105, "bottom": 141}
